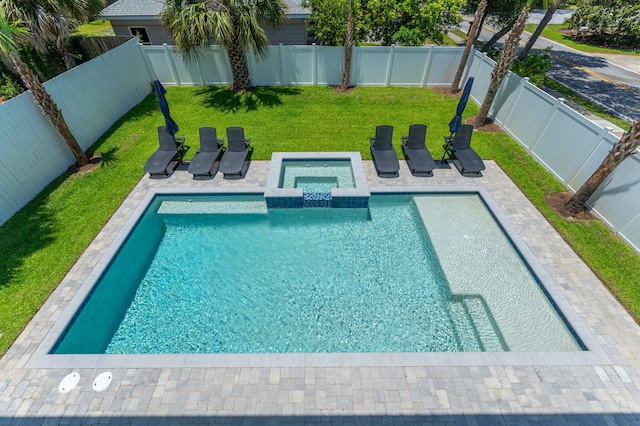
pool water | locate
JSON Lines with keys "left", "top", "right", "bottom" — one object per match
{"left": 279, "top": 160, "right": 355, "bottom": 193}
{"left": 53, "top": 194, "right": 581, "bottom": 355}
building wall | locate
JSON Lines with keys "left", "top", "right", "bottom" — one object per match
{"left": 265, "top": 19, "right": 309, "bottom": 45}
{"left": 108, "top": 18, "right": 307, "bottom": 46}
{"left": 109, "top": 20, "right": 174, "bottom": 45}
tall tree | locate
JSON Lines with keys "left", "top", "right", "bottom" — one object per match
{"left": 0, "top": 9, "right": 89, "bottom": 165}
{"left": 161, "top": 0, "right": 287, "bottom": 92}
{"left": 564, "top": 121, "right": 640, "bottom": 214}
{"left": 2, "top": 0, "right": 105, "bottom": 70}
{"left": 466, "top": 0, "right": 529, "bottom": 51}
{"left": 340, "top": 0, "right": 355, "bottom": 91}
{"left": 451, "top": 0, "right": 487, "bottom": 93}
{"left": 474, "top": 2, "right": 531, "bottom": 127}
{"left": 366, "top": 0, "right": 464, "bottom": 46}
{"left": 518, "top": 0, "right": 563, "bottom": 60}
{"left": 301, "top": 0, "right": 368, "bottom": 46}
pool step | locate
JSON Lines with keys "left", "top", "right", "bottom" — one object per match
{"left": 449, "top": 295, "right": 508, "bottom": 351}
{"left": 158, "top": 200, "right": 268, "bottom": 215}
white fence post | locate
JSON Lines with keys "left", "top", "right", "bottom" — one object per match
{"left": 529, "top": 96, "right": 567, "bottom": 154}
{"left": 421, "top": 45, "right": 434, "bottom": 87}
{"left": 139, "top": 42, "right": 156, "bottom": 82}
{"left": 385, "top": 45, "right": 395, "bottom": 87}
{"left": 278, "top": 43, "right": 285, "bottom": 86}
{"left": 312, "top": 43, "right": 317, "bottom": 86}
{"left": 501, "top": 76, "right": 530, "bottom": 129}
{"left": 163, "top": 43, "right": 180, "bottom": 85}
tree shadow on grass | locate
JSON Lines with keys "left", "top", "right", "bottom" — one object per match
{"left": 0, "top": 94, "right": 159, "bottom": 300}
{"left": 194, "top": 86, "right": 302, "bottom": 113}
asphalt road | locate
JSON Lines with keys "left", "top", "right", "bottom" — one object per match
{"left": 458, "top": 15, "right": 640, "bottom": 122}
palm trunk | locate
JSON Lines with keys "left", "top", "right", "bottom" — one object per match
{"left": 341, "top": 7, "right": 354, "bottom": 91}
{"left": 565, "top": 121, "right": 640, "bottom": 213}
{"left": 227, "top": 34, "right": 252, "bottom": 91}
{"left": 475, "top": 5, "right": 530, "bottom": 127}
{"left": 451, "top": 0, "right": 488, "bottom": 93}
{"left": 56, "top": 35, "right": 76, "bottom": 70}
{"left": 475, "top": 13, "right": 487, "bottom": 43}
{"left": 519, "top": 2, "right": 559, "bottom": 60}
{"left": 11, "top": 52, "right": 88, "bottom": 165}
{"left": 482, "top": 23, "right": 513, "bottom": 52}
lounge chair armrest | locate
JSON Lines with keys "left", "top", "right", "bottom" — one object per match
{"left": 175, "top": 136, "right": 186, "bottom": 143}
{"left": 401, "top": 136, "right": 408, "bottom": 143}
{"left": 244, "top": 138, "right": 251, "bottom": 148}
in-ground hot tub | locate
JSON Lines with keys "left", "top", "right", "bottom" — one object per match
{"left": 265, "top": 152, "right": 370, "bottom": 208}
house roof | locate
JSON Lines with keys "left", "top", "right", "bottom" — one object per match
{"left": 101, "top": 0, "right": 310, "bottom": 20}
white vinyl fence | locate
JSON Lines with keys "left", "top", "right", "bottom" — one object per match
{"left": 142, "top": 44, "right": 464, "bottom": 87}
{"left": 1, "top": 41, "right": 639, "bottom": 254}
{"left": 467, "top": 51, "right": 640, "bottom": 252}
{"left": 0, "top": 39, "right": 152, "bottom": 225}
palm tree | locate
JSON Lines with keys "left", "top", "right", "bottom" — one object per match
{"left": 518, "top": 0, "right": 563, "bottom": 60}
{"left": 474, "top": 1, "right": 531, "bottom": 127}
{"left": 340, "top": 0, "right": 355, "bottom": 91}
{"left": 2, "top": 0, "right": 105, "bottom": 70}
{"left": 161, "top": 0, "right": 287, "bottom": 92}
{"left": 451, "top": 0, "right": 487, "bottom": 93}
{"left": 0, "top": 9, "right": 89, "bottom": 165}
{"left": 564, "top": 121, "right": 640, "bottom": 214}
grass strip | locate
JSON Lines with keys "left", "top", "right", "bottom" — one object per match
{"left": 523, "top": 24, "right": 640, "bottom": 56}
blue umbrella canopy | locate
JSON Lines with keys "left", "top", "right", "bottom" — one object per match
{"left": 154, "top": 80, "right": 179, "bottom": 136}
{"left": 448, "top": 77, "right": 474, "bottom": 134}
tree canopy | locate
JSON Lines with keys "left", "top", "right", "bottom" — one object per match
{"left": 567, "top": 0, "right": 640, "bottom": 38}
{"left": 303, "top": 0, "right": 465, "bottom": 46}
{"left": 301, "top": 0, "right": 368, "bottom": 46}
{"left": 161, "top": 0, "right": 287, "bottom": 91}
{"left": 366, "top": 0, "right": 465, "bottom": 45}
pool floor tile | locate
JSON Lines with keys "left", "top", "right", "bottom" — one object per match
{"left": 3, "top": 160, "right": 640, "bottom": 424}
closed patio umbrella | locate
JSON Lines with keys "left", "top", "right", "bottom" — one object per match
{"left": 448, "top": 77, "right": 474, "bottom": 135}
{"left": 154, "top": 79, "right": 179, "bottom": 136}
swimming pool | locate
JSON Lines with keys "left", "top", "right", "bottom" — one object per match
{"left": 51, "top": 192, "right": 582, "bottom": 356}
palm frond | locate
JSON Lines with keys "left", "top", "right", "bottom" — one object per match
{"left": 0, "top": 8, "right": 30, "bottom": 55}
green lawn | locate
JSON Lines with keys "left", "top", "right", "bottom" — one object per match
{"left": 73, "top": 20, "right": 115, "bottom": 37}
{"left": 1, "top": 85, "right": 639, "bottom": 356}
{"left": 523, "top": 24, "right": 640, "bottom": 56}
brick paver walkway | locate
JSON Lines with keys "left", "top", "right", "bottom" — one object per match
{"left": 2, "top": 159, "right": 640, "bottom": 424}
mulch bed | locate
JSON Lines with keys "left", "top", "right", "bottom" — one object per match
{"left": 66, "top": 154, "right": 102, "bottom": 174}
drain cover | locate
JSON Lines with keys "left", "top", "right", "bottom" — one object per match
{"left": 93, "top": 372, "right": 112, "bottom": 392}
{"left": 58, "top": 372, "right": 80, "bottom": 393}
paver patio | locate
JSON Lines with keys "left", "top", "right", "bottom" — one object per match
{"left": 2, "top": 159, "right": 640, "bottom": 424}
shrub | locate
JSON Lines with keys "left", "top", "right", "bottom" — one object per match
{"left": 510, "top": 49, "right": 553, "bottom": 87}
{"left": 0, "top": 62, "right": 25, "bottom": 100}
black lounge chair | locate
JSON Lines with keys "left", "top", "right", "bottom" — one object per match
{"left": 143, "top": 126, "right": 185, "bottom": 178}
{"left": 442, "top": 124, "right": 485, "bottom": 175}
{"left": 370, "top": 125, "right": 399, "bottom": 178}
{"left": 188, "top": 127, "right": 224, "bottom": 179}
{"left": 220, "top": 126, "right": 250, "bottom": 179}
{"left": 401, "top": 124, "right": 435, "bottom": 177}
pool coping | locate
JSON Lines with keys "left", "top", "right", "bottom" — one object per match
{"left": 26, "top": 185, "right": 610, "bottom": 370}
{"left": 264, "top": 152, "right": 370, "bottom": 208}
